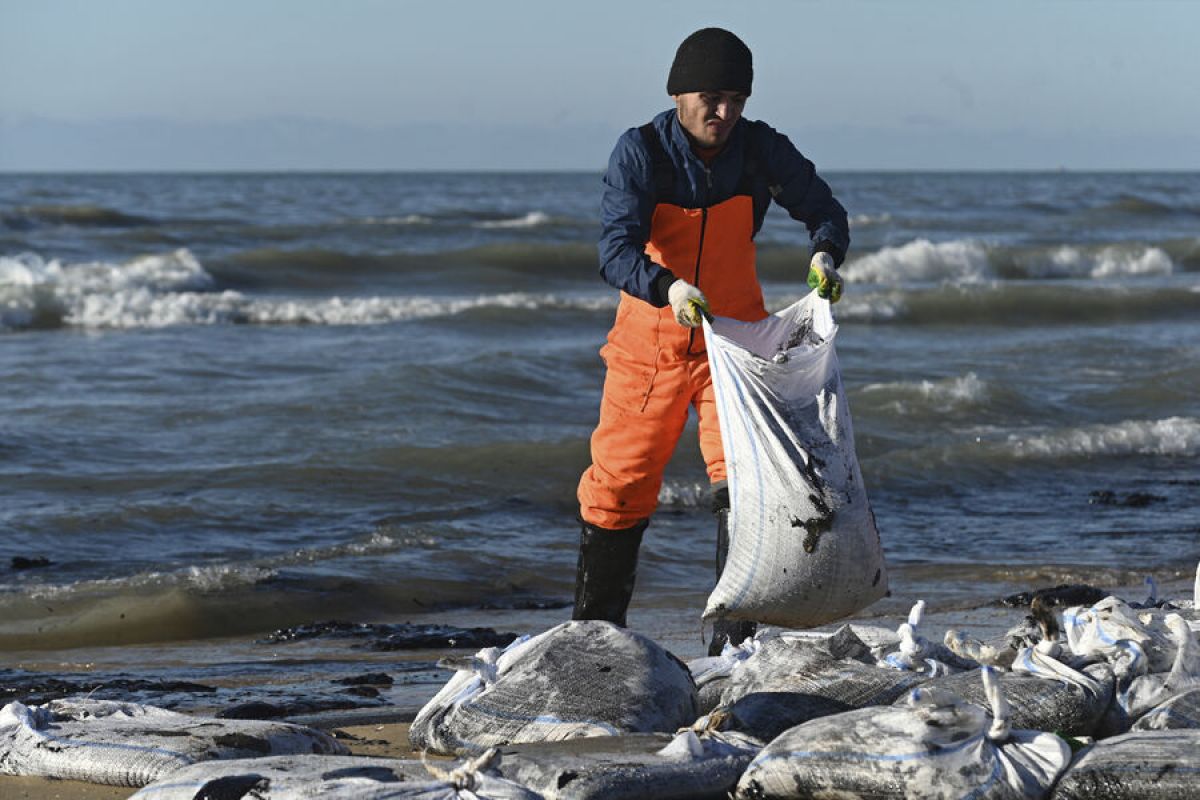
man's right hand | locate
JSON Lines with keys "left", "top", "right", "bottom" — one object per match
{"left": 667, "top": 279, "right": 711, "bottom": 328}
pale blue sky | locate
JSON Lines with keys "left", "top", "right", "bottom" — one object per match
{"left": 1, "top": 0, "right": 1197, "bottom": 170}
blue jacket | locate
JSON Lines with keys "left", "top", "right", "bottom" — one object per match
{"left": 598, "top": 109, "right": 850, "bottom": 307}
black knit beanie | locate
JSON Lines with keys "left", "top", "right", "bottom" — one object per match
{"left": 666, "top": 27, "right": 753, "bottom": 96}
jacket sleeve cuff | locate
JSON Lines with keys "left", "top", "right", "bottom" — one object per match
{"left": 649, "top": 271, "right": 677, "bottom": 308}
{"left": 811, "top": 240, "right": 846, "bottom": 268}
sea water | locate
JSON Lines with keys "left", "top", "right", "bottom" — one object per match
{"left": 1, "top": 171, "right": 1197, "bottom": 711}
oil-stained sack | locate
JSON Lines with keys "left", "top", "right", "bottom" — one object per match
{"left": 702, "top": 294, "right": 886, "bottom": 627}
{"left": 0, "top": 698, "right": 346, "bottom": 788}
{"left": 1133, "top": 687, "right": 1200, "bottom": 730}
{"left": 1051, "top": 730, "right": 1200, "bottom": 799}
{"left": 493, "top": 729, "right": 760, "bottom": 800}
{"left": 410, "top": 620, "right": 698, "bottom": 756}
{"left": 713, "top": 626, "right": 928, "bottom": 742}
{"left": 736, "top": 673, "right": 1070, "bottom": 800}
{"left": 914, "top": 661, "right": 1114, "bottom": 737}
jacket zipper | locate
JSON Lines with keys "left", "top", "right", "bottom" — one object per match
{"left": 687, "top": 167, "right": 714, "bottom": 354}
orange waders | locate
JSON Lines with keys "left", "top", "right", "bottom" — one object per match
{"left": 577, "top": 193, "right": 768, "bottom": 530}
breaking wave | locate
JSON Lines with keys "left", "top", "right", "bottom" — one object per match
{"left": 871, "top": 416, "right": 1200, "bottom": 487}
{"left": 1, "top": 248, "right": 213, "bottom": 329}
{"left": 5, "top": 529, "right": 426, "bottom": 604}
{"left": 474, "top": 211, "right": 555, "bottom": 229}
{"left": 1004, "top": 245, "right": 1175, "bottom": 279}
{"left": 822, "top": 283, "right": 1200, "bottom": 325}
{"left": 0, "top": 249, "right": 616, "bottom": 331}
{"left": 844, "top": 238, "right": 1181, "bottom": 285}
{"left": 6, "top": 247, "right": 1197, "bottom": 332}
{"left": 846, "top": 239, "right": 992, "bottom": 284}
{"left": 1006, "top": 416, "right": 1200, "bottom": 459}
{"left": 859, "top": 373, "right": 989, "bottom": 413}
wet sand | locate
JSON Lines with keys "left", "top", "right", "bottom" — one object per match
{"left": 0, "top": 721, "right": 420, "bottom": 799}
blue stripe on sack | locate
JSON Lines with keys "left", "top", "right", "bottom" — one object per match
{"left": 1014, "top": 649, "right": 1054, "bottom": 681}
{"left": 1092, "top": 625, "right": 1120, "bottom": 645}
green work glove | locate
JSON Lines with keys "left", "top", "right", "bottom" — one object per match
{"left": 807, "top": 252, "right": 843, "bottom": 303}
{"left": 667, "top": 278, "right": 711, "bottom": 327}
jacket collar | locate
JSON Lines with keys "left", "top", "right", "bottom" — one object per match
{"left": 661, "top": 108, "right": 746, "bottom": 167}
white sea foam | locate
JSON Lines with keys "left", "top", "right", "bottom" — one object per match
{"left": 22, "top": 563, "right": 277, "bottom": 601}
{"left": 1007, "top": 417, "right": 1200, "bottom": 459}
{"left": 861, "top": 372, "right": 988, "bottom": 412}
{"left": 360, "top": 214, "right": 433, "bottom": 225}
{"left": 11, "top": 530, "right": 440, "bottom": 602}
{"left": 0, "top": 249, "right": 617, "bottom": 330}
{"left": 273, "top": 529, "right": 436, "bottom": 566}
{"left": 846, "top": 239, "right": 991, "bottom": 284}
{"left": 9, "top": 530, "right": 433, "bottom": 602}
{"left": 657, "top": 480, "right": 711, "bottom": 508}
{"left": 1041, "top": 246, "right": 1174, "bottom": 279}
{"left": 474, "top": 211, "right": 553, "bottom": 229}
{"left": 1, "top": 249, "right": 214, "bottom": 329}
{"left": 7, "top": 249, "right": 212, "bottom": 293}
{"left": 241, "top": 292, "right": 613, "bottom": 327}
{"left": 1090, "top": 246, "right": 1174, "bottom": 278}
{"left": 77, "top": 291, "right": 613, "bottom": 329}
{"left": 851, "top": 212, "right": 893, "bottom": 227}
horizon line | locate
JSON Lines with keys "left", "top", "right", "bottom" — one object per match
{"left": 4, "top": 166, "right": 1199, "bottom": 176}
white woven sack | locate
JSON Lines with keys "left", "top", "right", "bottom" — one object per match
{"left": 702, "top": 293, "right": 886, "bottom": 627}
{"left": 735, "top": 667, "right": 1070, "bottom": 800}
{"left": 409, "top": 620, "right": 698, "bottom": 755}
{"left": 0, "top": 698, "right": 346, "bottom": 788}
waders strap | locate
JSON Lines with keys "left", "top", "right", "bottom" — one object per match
{"left": 638, "top": 122, "right": 675, "bottom": 200}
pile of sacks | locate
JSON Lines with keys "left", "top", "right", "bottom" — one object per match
{"left": 3, "top": 569, "right": 1198, "bottom": 798}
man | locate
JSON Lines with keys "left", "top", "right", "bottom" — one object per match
{"left": 574, "top": 27, "right": 850, "bottom": 655}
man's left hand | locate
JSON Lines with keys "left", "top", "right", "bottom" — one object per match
{"left": 807, "top": 252, "right": 843, "bottom": 303}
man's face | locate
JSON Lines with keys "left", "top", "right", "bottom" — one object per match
{"left": 673, "top": 90, "right": 747, "bottom": 149}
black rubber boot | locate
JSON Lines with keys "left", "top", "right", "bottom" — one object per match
{"left": 571, "top": 519, "right": 647, "bottom": 627}
{"left": 709, "top": 487, "right": 757, "bottom": 656}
